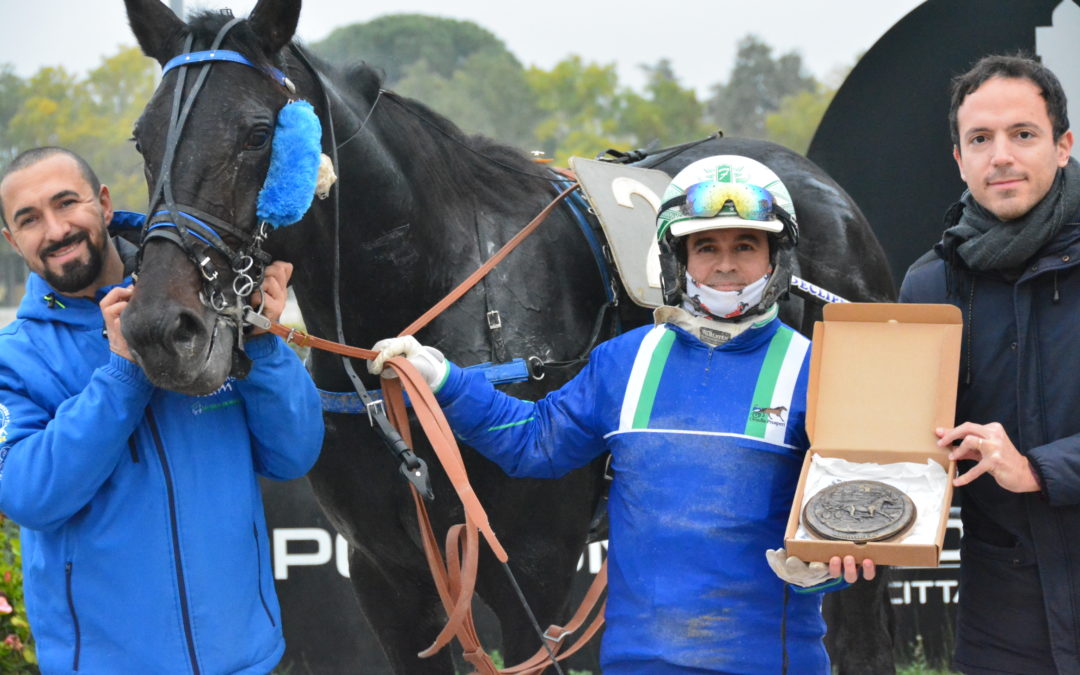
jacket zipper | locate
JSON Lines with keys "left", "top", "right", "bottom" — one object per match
{"left": 252, "top": 523, "right": 276, "bottom": 627}
{"left": 146, "top": 409, "right": 202, "bottom": 675}
{"left": 65, "top": 562, "right": 81, "bottom": 671}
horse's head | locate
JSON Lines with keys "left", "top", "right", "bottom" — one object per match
{"left": 123, "top": 0, "right": 317, "bottom": 395}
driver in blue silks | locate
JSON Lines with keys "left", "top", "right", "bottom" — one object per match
{"left": 0, "top": 146, "right": 324, "bottom": 673}
{"left": 370, "top": 154, "right": 876, "bottom": 674}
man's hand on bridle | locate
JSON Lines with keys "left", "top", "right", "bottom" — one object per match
{"left": 248, "top": 261, "right": 293, "bottom": 335}
{"left": 101, "top": 286, "right": 135, "bottom": 362}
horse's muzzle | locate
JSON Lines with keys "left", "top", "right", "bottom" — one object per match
{"left": 123, "top": 301, "right": 237, "bottom": 396}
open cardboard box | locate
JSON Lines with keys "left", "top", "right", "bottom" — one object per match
{"left": 783, "top": 302, "right": 962, "bottom": 567}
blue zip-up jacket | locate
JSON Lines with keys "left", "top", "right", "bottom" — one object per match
{"left": 0, "top": 212, "right": 324, "bottom": 673}
{"left": 437, "top": 316, "right": 836, "bottom": 674}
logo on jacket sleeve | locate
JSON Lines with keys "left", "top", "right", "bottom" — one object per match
{"left": 0, "top": 403, "right": 10, "bottom": 444}
{"left": 0, "top": 403, "right": 11, "bottom": 479}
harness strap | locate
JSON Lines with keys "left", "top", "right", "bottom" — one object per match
{"left": 382, "top": 360, "right": 506, "bottom": 674}
{"left": 397, "top": 183, "right": 579, "bottom": 337}
{"left": 274, "top": 47, "right": 603, "bottom": 668}
{"left": 148, "top": 205, "right": 260, "bottom": 253}
{"left": 317, "top": 358, "right": 531, "bottom": 413}
{"left": 162, "top": 49, "right": 293, "bottom": 90}
{"left": 554, "top": 176, "right": 617, "bottom": 305}
{"left": 384, "top": 359, "right": 602, "bottom": 674}
{"left": 380, "top": 360, "right": 507, "bottom": 561}
{"left": 262, "top": 318, "right": 606, "bottom": 673}
{"left": 502, "top": 562, "right": 608, "bottom": 673}
{"left": 148, "top": 18, "right": 242, "bottom": 248}
{"left": 143, "top": 20, "right": 288, "bottom": 324}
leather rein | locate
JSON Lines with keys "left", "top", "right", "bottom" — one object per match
{"left": 251, "top": 180, "right": 607, "bottom": 674}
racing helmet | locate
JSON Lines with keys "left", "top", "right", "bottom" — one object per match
{"left": 655, "top": 155, "right": 799, "bottom": 316}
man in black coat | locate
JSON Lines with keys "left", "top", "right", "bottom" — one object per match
{"left": 899, "top": 54, "right": 1078, "bottom": 674}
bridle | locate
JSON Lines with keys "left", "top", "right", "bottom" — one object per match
{"left": 139, "top": 14, "right": 437, "bottom": 492}
{"left": 141, "top": 17, "right": 603, "bottom": 672}
{"left": 140, "top": 16, "right": 292, "bottom": 341}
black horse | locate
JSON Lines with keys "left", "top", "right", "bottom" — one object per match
{"left": 120, "top": 0, "right": 897, "bottom": 672}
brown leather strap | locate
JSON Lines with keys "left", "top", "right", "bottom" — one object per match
{"left": 267, "top": 183, "right": 578, "bottom": 350}
{"left": 386, "top": 356, "right": 607, "bottom": 673}
{"left": 550, "top": 167, "right": 577, "bottom": 182}
{"left": 501, "top": 560, "right": 608, "bottom": 674}
{"left": 383, "top": 363, "right": 507, "bottom": 561}
{"left": 261, "top": 181, "right": 608, "bottom": 672}
{"left": 265, "top": 321, "right": 378, "bottom": 360}
{"left": 385, "top": 365, "right": 497, "bottom": 670}
{"left": 409, "top": 488, "right": 499, "bottom": 673}
{"left": 398, "top": 183, "right": 578, "bottom": 337}
{"left": 259, "top": 333, "right": 608, "bottom": 671}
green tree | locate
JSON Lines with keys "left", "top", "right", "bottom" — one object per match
{"left": 3, "top": 48, "right": 156, "bottom": 211}
{"left": 765, "top": 85, "right": 836, "bottom": 155}
{"left": 706, "top": 35, "right": 817, "bottom": 140}
{"left": 526, "top": 56, "right": 629, "bottom": 164}
{"left": 0, "top": 66, "right": 28, "bottom": 166}
{"left": 313, "top": 14, "right": 540, "bottom": 147}
{"left": 0, "top": 47, "right": 157, "bottom": 305}
{"left": 81, "top": 47, "right": 158, "bottom": 210}
{"left": 5, "top": 67, "right": 84, "bottom": 149}
{"left": 395, "top": 50, "right": 540, "bottom": 147}
{"left": 622, "top": 59, "right": 711, "bottom": 150}
{"left": 312, "top": 14, "right": 513, "bottom": 86}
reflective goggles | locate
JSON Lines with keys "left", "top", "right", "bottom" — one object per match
{"left": 676, "top": 181, "right": 776, "bottom": 222}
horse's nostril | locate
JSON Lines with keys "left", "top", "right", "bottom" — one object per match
{"left": 170, "top": 309, "right": 206, "bottom": 348}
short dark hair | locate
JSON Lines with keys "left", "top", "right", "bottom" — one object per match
{"left": 0, "top": 147, "right": 102, "bottom": 228}
{"left": 949, "top": 54, "right": 1070, "bottom": 148}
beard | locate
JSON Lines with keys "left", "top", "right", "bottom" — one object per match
{"left": 39, "top": 231, "right": 105, "bottom": 294}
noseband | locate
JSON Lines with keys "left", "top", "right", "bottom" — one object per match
{"left": 141, "top": 16, "right": 293, "bottom": 331}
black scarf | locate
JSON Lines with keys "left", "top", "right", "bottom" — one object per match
{"left": 942, "top": 157, "right": 1080, "bottom": 274}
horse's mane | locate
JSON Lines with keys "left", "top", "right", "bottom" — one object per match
{"left": 187, "top": 10, "right": 553, "bottom": 208}
{"left": 383, "top": 89, "right": 550, "bottom": 205}
{"left": 335, "top": 62, "right": 551, "bottom": 206}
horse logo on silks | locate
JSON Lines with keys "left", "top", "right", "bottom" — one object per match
{"left": 752, "top": 405, "right": 788, "bottom": 424}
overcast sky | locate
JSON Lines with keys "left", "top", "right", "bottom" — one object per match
{"left": 0, "top": 1, "right": 926, "bottom": 94}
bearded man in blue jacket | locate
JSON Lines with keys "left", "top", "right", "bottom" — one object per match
{"left": 0, "top": 146, "right": 324, "bottom": 674}
{"left": 900, "top": 55, "right": 1079, "bottom": 674}
{"left": 370, "top": 155, "right": 875, "bottom": 674}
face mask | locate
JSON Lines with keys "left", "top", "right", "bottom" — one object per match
{"left": 682, "top": 270, "right": 770, "bottom": 319}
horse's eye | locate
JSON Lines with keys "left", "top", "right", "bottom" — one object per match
{"left": 130, "top": 136, "right": 143, "bottom": 155}
{"left": 245, "top": 126, "right": 273, "bottom": 150}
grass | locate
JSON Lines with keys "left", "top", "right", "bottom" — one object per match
{"left": 893, "top": 633, "right": 959, "bottom": 675}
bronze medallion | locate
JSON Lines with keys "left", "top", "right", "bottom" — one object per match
{"left": 802, "top": 480, "right": 917, "bottom": 543}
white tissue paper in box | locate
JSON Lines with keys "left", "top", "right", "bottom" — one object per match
{"left": 794, "top": 454, "right": 949, "bottom": 545}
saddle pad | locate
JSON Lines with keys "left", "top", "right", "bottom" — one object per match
{"left": 570, "top": 157, "right": 672, "bottom": 308}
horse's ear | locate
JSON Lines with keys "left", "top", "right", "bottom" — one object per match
{"left": 124, "top": 0, "right": 187, "bottom": 66}
{"left": 248, "top": 0, "right": 301, "bottom": 55}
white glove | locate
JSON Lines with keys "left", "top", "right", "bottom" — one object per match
{"left": 368, "top": 336, "right": 449, "bottom": 390}
{"left": 765, "top": 548, "right": 832, "bottom": 588}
